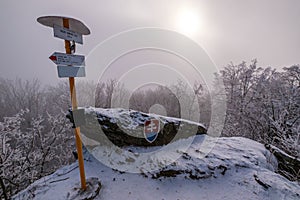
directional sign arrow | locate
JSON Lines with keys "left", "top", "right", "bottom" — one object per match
{"left": 49, "top": 52, "right": 85, "bottom": 66}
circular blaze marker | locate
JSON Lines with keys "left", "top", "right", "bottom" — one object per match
{"left": 37, "top": 16, "right": 91, "bottom": 35}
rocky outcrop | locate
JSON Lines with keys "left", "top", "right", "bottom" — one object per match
{"left": 69, "top": 108, "right": 207, "bottom": 147}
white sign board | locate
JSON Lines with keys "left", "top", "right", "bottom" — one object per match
{"left": 53, "top": 24, "right": 83, "bottom": 44}
{"left": 50, "top": 52, "right": 85, "bottom": 66}
{"left": 57, "top": 66, "right": 86, "bottom": 78}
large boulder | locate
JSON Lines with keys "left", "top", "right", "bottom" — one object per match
{"left": 70, "top": 107, "right": 207, "bottom": 147}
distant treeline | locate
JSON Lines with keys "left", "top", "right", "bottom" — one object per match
{"left": 0, "top": 60, "right": 299, "bottom": 199}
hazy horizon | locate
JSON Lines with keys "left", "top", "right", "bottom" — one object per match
{"left": 1, "top": 0, "right": 300, "bottom": 85}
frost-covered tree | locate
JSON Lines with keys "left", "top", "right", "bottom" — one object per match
{"left": 0, "top": 110, "right": 75, "bottom": 199}
{"left": 94, "top": 80, "right": 117, "bottom": 108}
{"left": 0, "top": 78, "right": 45, "bottom": 121}
{"left": 218, "top": 61, "right": 299, "bottom": 157}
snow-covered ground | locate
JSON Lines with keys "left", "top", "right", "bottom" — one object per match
{"left": 12, "top": 108, "right": 300, "bottom": 199}
{"left": 13, "top": 135, "right": 300, "bottom": 200}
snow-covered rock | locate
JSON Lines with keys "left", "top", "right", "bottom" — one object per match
{"left": 13, "top": 108, "right": 300, "bottom": 199}
{"left": 13, "top": 135, "right": 300, "bottom": 200}
{"left": 73, "top": 107, "right": 207, "bottom": 147}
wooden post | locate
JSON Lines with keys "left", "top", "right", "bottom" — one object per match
{"left": 63, "top": 18, "right": 87, "bottom": 190}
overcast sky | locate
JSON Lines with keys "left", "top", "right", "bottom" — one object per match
{"left": 0, "top": 0, "right": 299, "bottom": 85}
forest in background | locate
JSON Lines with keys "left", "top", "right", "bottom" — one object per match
{"left": 0, "top": 60, "right": 299, "bottom": 199}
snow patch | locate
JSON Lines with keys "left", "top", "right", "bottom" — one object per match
{"left": 13, "top": 135, "right": 300, "bottom": 200}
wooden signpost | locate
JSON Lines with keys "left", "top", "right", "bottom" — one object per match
{"left": 37, "top": 16, "right": 90, "bottom": 190}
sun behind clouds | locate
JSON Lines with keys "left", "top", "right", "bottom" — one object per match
{"left": 175, "top": 8, "right": 203, "bottom": 38}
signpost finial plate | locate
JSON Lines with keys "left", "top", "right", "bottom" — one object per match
{"left": 37, "top": 16, "right": 90, "bottom": 35}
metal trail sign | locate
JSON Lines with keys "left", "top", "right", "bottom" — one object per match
{"left": 53, "top": 24, "right": 83, "bottom": 44}
{"left": 49, "top": 52, "right": 85, "bottom": 66}
{"left": 57, "top": 66, "right": 86, "bottom": 78}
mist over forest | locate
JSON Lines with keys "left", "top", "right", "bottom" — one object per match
{"left": 0, "top": 60, "right": 299, "bottom": 199}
